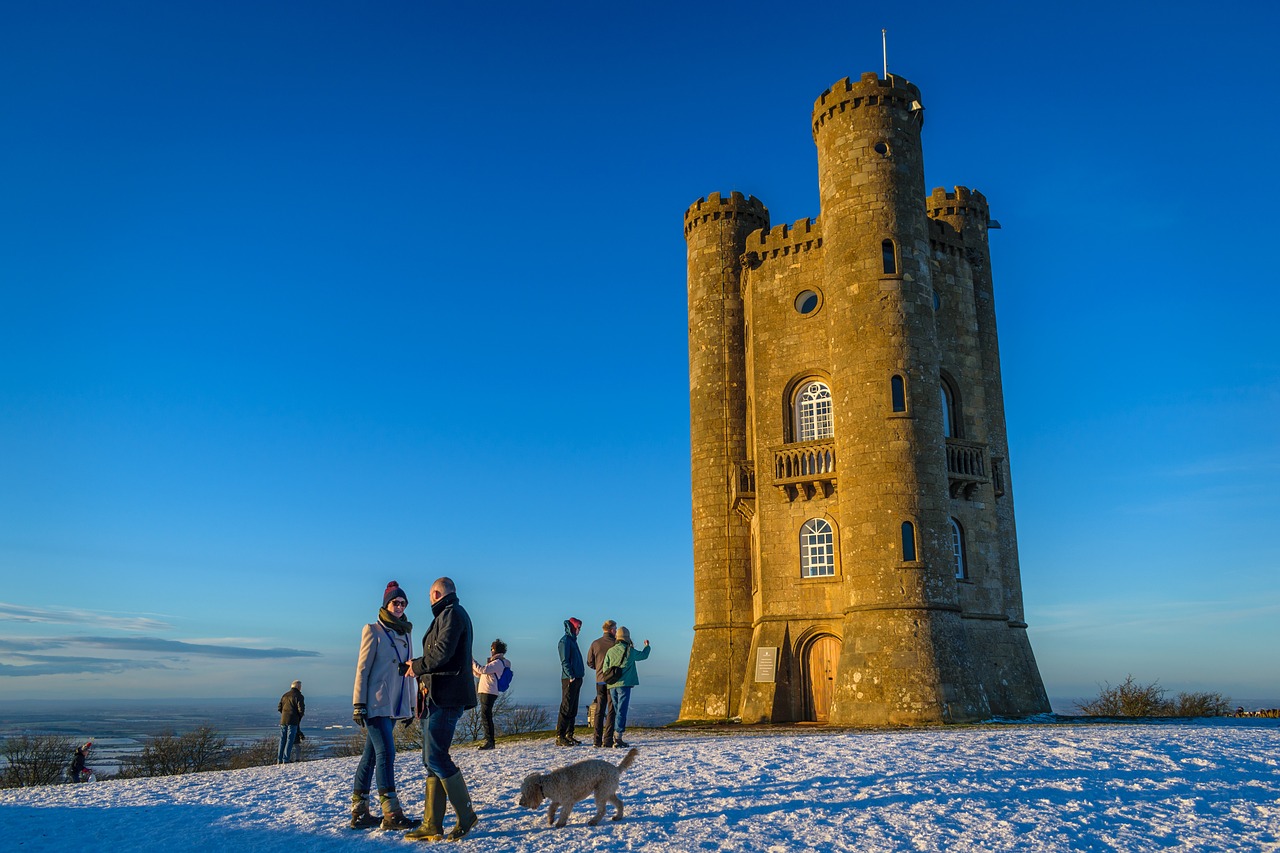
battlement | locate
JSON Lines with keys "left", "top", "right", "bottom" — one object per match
{"left": 684, "top": 191, "right": 770, "bottom": 239}
{"left": 927, "top": 186, "right": 989, "bottom": 221}
{"left": 812, "top": 73, "right": 923, "bottom": 136}
{"left": 743, "top": 217, "right": 823, "bottom": 266}
{"left": 928, "top": 217, "right": 965, "bottom": 250}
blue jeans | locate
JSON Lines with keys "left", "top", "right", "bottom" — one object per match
{"left": 422, "top": 700, "right": 463, "bottom": 779}
{"left": 609, "top": 686, "right": 633, "bottom": 736}
{"left": 352, "top": 716, "right": 397, "bottom": 794}
{"left": 277, "top": 724, "right": 299, "bottom": 763}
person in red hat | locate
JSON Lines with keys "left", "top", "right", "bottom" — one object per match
{"left": 555, "top": 617, "right": 585, "bottom": 746}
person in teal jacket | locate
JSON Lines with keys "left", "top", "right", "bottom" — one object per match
{"left": 601, "top": 626, "right": 650, "bottom": 748}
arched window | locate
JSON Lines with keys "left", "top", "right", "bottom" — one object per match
{"left": 940, "top": 379, "right": 959, "bottom": 438}
{"left": 950, "top": 518, "right": 967, "bottom": 579}
{"left": 881, "top": 239, "right": 897, "bottom": 275}
{"left": 794, "top": 381, "right": 833, "bottom": 442}
{"left": 891, "top": 374, "right": 907, "bottom": 413}
{"left": 800, "top": 518, "right": 835, "bottom": 578}
{"left": 901, "top": 521, "right": 917, "bottom": 562}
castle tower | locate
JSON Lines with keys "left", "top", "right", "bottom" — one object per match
{"left": 681, "top": 191, "right": 769, "bottom": 722}
{"left": 680, "top": 72, "right": 1049, "bottom": 725}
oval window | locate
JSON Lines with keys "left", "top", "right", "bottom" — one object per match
{"left": 795, "top": 290, "right": 820, "bottom": 315}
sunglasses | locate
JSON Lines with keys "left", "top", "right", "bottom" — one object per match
{"left": 389, "top": 599, "right": 407, "bottom": 608}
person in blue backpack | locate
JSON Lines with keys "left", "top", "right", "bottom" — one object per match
{"left": 471, "top": 638, "right": 510, "bottom": 750}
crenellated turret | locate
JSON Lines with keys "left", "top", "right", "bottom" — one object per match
{"left": 681, "top": 190, "right": 768, "bottom": 722}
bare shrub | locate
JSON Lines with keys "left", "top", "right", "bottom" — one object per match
{"left": 1076, "top": 675, "right": 1170, "bottom": 716}
{"left": 502, "top": 700, "right": 552, "bottom": 735}
{"left": 455, "top": 692, "right": 550, "bottom": 743}
{"left": 1169, "top": 691, "right": 1232, "bottom": 717}
{"left": 226, "top": 737, "right": 279, "bottom": 770}
{"left": 0, "top": 734, "right": 76, "bottom": 788}
{"left": 333, "top": 720, "right": 422, "bottom": 759}
{"left": 394, "top": 719, "right": 423, "bottom": 752}
{"left": 334, "top": 730, "right": 368, "bottom": 758}
{"left": 1076, "top": 676, "right": 1232, "bottom": 717}
{"left": 117, "top": 726, "right": 228, "bottom": 778}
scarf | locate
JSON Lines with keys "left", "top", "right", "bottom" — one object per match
{"left": 378, "top": 608, "right": 413, "bottom": 635}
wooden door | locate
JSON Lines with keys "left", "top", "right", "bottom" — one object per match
{"left": 807, "top": 635, "right": 840, "bottom": 722}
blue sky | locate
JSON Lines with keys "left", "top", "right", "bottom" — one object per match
{"left": 1, "top": 1, "right": 1277, "bottom": 710}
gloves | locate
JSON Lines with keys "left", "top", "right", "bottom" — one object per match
{"left": 353, "top": 704, "right": 367, "bottom": 728}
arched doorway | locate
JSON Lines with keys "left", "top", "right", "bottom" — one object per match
{"left": 803, "top": 635, "right": 841, "bottom": 722}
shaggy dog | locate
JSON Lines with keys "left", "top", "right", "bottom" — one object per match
{"left": 518, "top": 747, "right": 639, "bottom": 827}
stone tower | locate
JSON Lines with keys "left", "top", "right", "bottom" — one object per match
{"left": 681, "top": 72, "right": 1050, "bottom": 725}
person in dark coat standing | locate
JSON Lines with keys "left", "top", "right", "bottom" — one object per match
{"left": 586, "top": 619, "right": 618, "bottom": 747}
{"left": 556, "top": 617, "right": 585, "bottom": 746}
{"left": 277, "top": 679, "right": 305, "bottom": 764}
{"left": 405, "top": 577, "right": 479, "bottom": 842}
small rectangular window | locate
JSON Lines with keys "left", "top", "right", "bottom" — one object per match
{"left": 891, "top": 374, "right": 906, "bottom": 412}
{"left": 882, "top": 239, "right": 897, "bottom": 275}
{"left": 901, "top": 521, "right": 917, "bottom": 562}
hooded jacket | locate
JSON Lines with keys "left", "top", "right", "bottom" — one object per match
{"left": 602, "top": 638, "right": 651, "bottom": 688}
{"left": 558, "top": 620, "right": 585, "bottom": 679}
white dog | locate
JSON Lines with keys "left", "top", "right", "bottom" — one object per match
{"left": 518, "top": 747, "right": 639, "bottom": 827}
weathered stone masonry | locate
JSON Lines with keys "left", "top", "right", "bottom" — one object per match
{"left": 680, "top": 72, "right": 1050, "bottom": 725}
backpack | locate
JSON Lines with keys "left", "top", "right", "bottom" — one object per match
{"left": 495, "top": 659, "right": 514, "bottom": 692}
{"left": 599, "top": 643, "right": 630, "bottom": 685}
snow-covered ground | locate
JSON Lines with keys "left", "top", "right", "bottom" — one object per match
{"left": 2, "top": 721, "right": 1277, "bottom": 851}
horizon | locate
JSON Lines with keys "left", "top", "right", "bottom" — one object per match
{"left": 2, "top": 1, "right": 1277, "bottom": 708}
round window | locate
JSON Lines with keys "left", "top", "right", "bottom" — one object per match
{"left": 794, "top": 290, "right": 820, "bottom": 315}
{"left": 874, "top": 141, "right": 891, "bottom": 157}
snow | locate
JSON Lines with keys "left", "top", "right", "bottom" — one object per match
{"left": 2, "top": 722, "right": 1278, "bottom": 851}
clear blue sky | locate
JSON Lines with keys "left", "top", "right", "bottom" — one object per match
{"left": 2, "top": 1, "right": 1277, "bottom": 710}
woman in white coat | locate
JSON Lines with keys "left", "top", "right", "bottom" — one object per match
{"left": 350, "top": 581, "right": 419, "bottom": 830}
{"left": 471, "top": 638, "right": 510, "bottom": 749}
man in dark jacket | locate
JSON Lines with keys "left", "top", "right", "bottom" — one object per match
{"left": 405, "top": 577, "right": 478, "bottom": 841}
{"left": 277, "top": 680, "right": 305, "bottom": 764}
{"left": 556, "top": 617, "right": 585, "bottom": 746}
{"left": 586, "top": 620, "right": 618, "bottom": 747}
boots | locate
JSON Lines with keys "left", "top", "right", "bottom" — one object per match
{"left": 441, "top": 771, "right": 478, "bottom": 840}
{"left": 405, "top": 776, "right": 446, "bottom": 841}
{"left": 378, "top": 790, "right": 419, "bottom": 830}
{"left": 349, "top": 791, "right": 381, "bottom": 829}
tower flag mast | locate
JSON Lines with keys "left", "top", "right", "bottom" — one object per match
{"left": 882, "top": 28, "right": 888, "bottom": 78}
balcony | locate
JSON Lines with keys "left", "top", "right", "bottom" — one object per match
{"left": 729, "top": 460, "right": 756, "bottom": 520}
{"left": 946, "top": 438, "right": 989, "bottom": 499}
{"left": 772, "top": 440, "right": 836, "bottom": 501}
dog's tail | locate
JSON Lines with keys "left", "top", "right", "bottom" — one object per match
{"left": 617, "top": 747, "right": 639, "bottom": 773}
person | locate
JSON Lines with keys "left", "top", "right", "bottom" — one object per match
{"left": 601, "top": 626, "right": 650, "bottom": 748}
{"left": 350, "top": 581, "right": 419, "bottom": 830}
{"left": 277, "top": 679, "right": 305, "bottom": 764}
{"left": 68, "top": 741, "right": 91, "bottom": 783}
{"left": 556, "top": 617, "right": 585, "bottom": 746}
{"left": 405, "top": 577, "right": 479, "bottom": 842}
{"left": 472, "top": 638, "right": 510, "bottom": 750}
{"left": 586, "top": 620, "right": 618, "bottom": 748}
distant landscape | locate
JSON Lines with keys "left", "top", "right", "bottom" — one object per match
{"left": 0, "top": 696, "right": 683, "bottom": 775}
